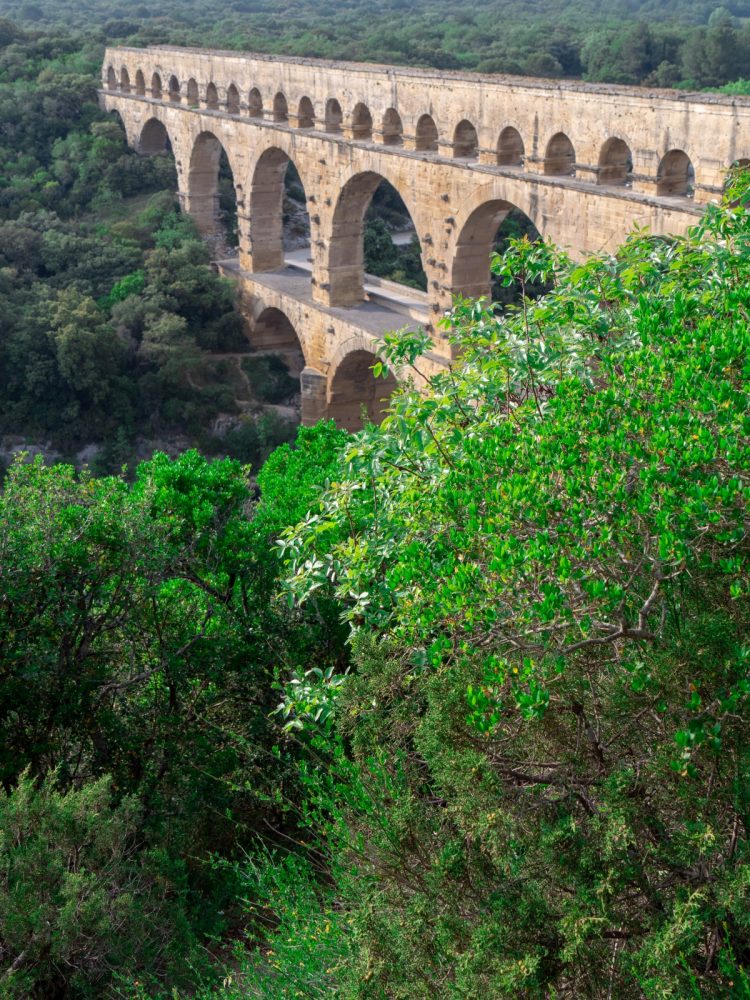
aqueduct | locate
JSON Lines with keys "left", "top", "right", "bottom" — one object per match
{"left": 102, "top": 45, "right": 750, "bottom": 427}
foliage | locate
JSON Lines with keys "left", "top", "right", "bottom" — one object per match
{"left": 263, "top": 180, "right": 750, "bottom": 997}
{"left": 0, "top": 427, "right": 349, "bottom": 994}
{"left": 0, "top": 771, "right": 201, "bottom": 998}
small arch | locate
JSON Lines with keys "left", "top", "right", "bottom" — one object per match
{"left": 329, "top": 349, "right": 399, "bottom": 432}
{"left": 382, "top": 108, "right": 403, "bottom": 146}
{"left": 656, "top": 149, "right": 694, "bottom": 198}
{"left": 325, "top": 98, "right": 343, "bottom": 133}
{"left": 297, "top": 96, "right": 315, "bottom": 129}
{"left": 138, "top": 117, "right": 170, "bottom": 155}
{"left": 187, "top": 78, "right": 199, "bottom": 107}
{"left": 226, "top": 83, "right": 240, "bottom": 115}
{"left": 150, "top": 72, "right": 162, "bottom": 100}
{"left": 119, "top": 67, "right": 130, "bottom": 93}
{"left": 107, "top": 66, "right": 117, "bottom": 90}
{"left": 497, "top": 126, "right": 524, "bottom": 167}
{"left": 248, "top": 87, "right": 263, "bottom": 118}
{"left": 415, "top": 114, "right": 438, "bottom": 152}
{"left": 351, "top": 102, "right": 373, "bottom": 141}
{"left": 273, "top": 92, "right": 288, "bottom": 123}
{"left": 206, "top": 82, "right": 219, "bottom": 110}
{"left": 453, "top": 119, "right": 478, "bottom": 160}
{"left": 544, "top": 132, "right": 575, "bottom": 176}
{"left": 598, "top": 137, "right": 632, "bottom": 186}
{"left": 168, "top": 74, "right": 180, "bottom": 103}
{"left": 135, "top": 69, "right": 146, "bottom": 96}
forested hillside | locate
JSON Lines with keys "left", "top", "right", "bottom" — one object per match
{"left": 5, "top": 0, "right": 750, "bottom": 87}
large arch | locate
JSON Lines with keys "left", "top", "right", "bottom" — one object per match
{"left": 138, "top": 117, "right": 171, "bottom": 155}
{"left": 415, "top": 114, "right": 439, "bottom": 152}
{"left": 246, "top": 146, "right": 310, "bottom": 272}
{"left": 450, "top": 195, "right": 543, "bottom": 302}
{"left": 657, "top": 149, "right": 694, "bottom": 197}
{"left": 328, "top": 347, "right": 399, "bottom": 431}
{"left": 453, "top": 119, "right": 479, "bottom": 160}
{"left": 544, "top": 132, "right": 575, "bottom": 176}
{"left": 497, "top": 126, "right": 524, "bottom": 167}
{"left": 351, "top": 103, "right": 373, "bottom": 141}
{"left": 326, "top": 170, "right": 425, "bottom": 306}
{"left": 382, "top": 108, "right": 403, "bottom": 146}
{"left": 598, "top": 137, "right": 632, "bottom": 186}
{"left": 187, "top": 130, "right": 241, "bottom": 244}
{"left": 249, "top": 306, "right": 306, "bottom": 374}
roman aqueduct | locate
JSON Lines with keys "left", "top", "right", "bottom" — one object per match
{"left": 101, "top": 45, "right": 750, "bottom": 428}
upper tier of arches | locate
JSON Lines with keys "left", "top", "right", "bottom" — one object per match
{"left": 103, "top": 61, "right": 749, "bottom": 202}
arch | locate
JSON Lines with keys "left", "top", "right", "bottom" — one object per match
{"left": 327, "top": 170, "right": 424, "bottom": 306}
{"left": 328, "top": 348, "right": 399, "bottom": 432}
{"left": 544, "top": 132, "right": 575, "bottom": 176}
{"left": 656, "top": 149, "right": 694, "bottom": 198}
{"left": 187, "top": 131, "right": 240, "bottom": 241}
{"left": 382, "top": 108, "right": 403, "bottom": 146}
{"left": 598, "top": 137, "right": 632, "bottom": 186}
{"left": 247, "top": 146, "right": 310, "bottom": 272}
{"left": 451, "top": 197, "right": 542, "bottom": 303}
{"left": 226, "top": 83, "right": 240, "bottom": 114}
{"left": 168, "top": 74, "right": 180, "bottom": 103}
{"left": 151, "top": 72, "right": 162, "bottom": 100}
{"left": 297, "top": 96, "right": 315, "bottom": 129}
{"left": 250, "top": 306, "right": 306, "bottom": 373}
{"left": 187, "top": 78, "right": 199, "bottom": 107}
{"left": 138, "top": 117, "right": 170, "bottom": 156}
{"left": 497, "top": 126, "right": 524, "bottom": 167}
{"left": 119, "top": 67, "right": 130, "bottom": 93}
{"left": 351, "top": 102, "right": 373, "bottom": 141}
{"left": 415, "top": 114, "right": 438, "bottom": 152}
{"left": 453, "top": 119, "right": 478, "bottom": 160}
{"left": 107, "top": 66, "right": 117, "bottom": 90}
{"left": 135, "top": 69, "right": 146, "bottom": 96}
{"left": 248, "top": 87, "right": 263, "bottom": 118}
{"left": 325, "top": 98, "right": 343, "bottom": 133}
{"left": 273, "top": 92, "right": 288, "bottom": 123}
{"left": 206, "top": 82, "right": 219, "bottom": 110}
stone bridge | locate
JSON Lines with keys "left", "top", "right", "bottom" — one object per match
{"left": 101, "top": 45, "right": 750, "bottom": 427}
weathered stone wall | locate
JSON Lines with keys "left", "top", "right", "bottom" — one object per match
{"left": 101, "top": 45, "right": 747, "bottom": 425}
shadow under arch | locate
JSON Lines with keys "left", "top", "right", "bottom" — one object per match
{"left": 450, "top": 196, "right": 545, "bottom": 303}
{"left": 328, "top": 347, "right": 399, "bottom": 432}
{"left": 657, "top": 149, "right": 694, "bottom": 198}
{"left": 246, "top": 145, "right": 310, "bottom": 272}
{"left": 187, "top": 130, "right": 242, "bottom": 249}
{"left": 327, "top": 169, "right": 425, "bottom": 306}
{"left": 598, "top": 137, "right": 632, "bottom": 186}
